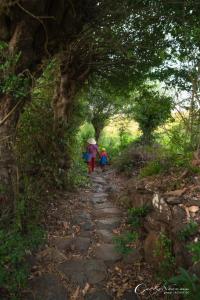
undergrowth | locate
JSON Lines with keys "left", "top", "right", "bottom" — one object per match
{"left": 114, "top": 231, "right": 139, "bottom": 255}
{"left": 0, "top": 225, "right": 45, "bottom": 300}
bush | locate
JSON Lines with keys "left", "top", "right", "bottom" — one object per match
{"left": 128, "top": 205, "right": 151, "bottom": 228}
{"left": 0, "top": 226, "right": 45, "bottom": 299}
{"left": 178, "top": 221, "right": 199, "bottom": 242}
{"left": 168, "top": 268, "right": 200, "bottom": 300}
{"left": 114, "top": 231, "right": 139, "bottom": 255}
{"left": 154, "top": 233, "right": 176, "bottom": 281}
{"left": 187, "top": 242, "right": 200, "bottom": 263}
{"left": 140, "top": 160, "right": 166, "bottom": 177}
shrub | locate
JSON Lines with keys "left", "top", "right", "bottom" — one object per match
{"left": 114, "top": 231, "right": 139, "bottom": 255}
{"left": 140, "top": 160, "right": 165, "bottom": 177}
{"left": 168, "top": 268, "right": 200, "bottom": 300}
{"left": 154, "top": 233, "right": 176, "bottom": 281}
{"left": 0, "top": 226, "right": 45, "bottom": 299}
{"left": 128, "top": 205, "right": 151, "bottom": 228}
{"left": 178, "top": 221, "right": 198, "bottom": 242}
{"left": 187, "top": 242, "right": 200, "bottom": 263}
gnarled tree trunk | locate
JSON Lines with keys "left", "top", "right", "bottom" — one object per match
{"left": 52, "top": 48, "right": 91, "bottom": 168}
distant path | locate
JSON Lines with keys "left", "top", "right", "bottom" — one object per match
{"left": 23, "top": 169, "right": 139, "bottom": 300}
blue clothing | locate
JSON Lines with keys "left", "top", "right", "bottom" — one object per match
{"left": 100, "top": 155, "right": 108, "bottom": 165}
{"left": 82, "top": 152, "right": 91, "bottom": 162}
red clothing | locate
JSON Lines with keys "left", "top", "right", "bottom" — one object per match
{"left": 86, "top": 144, "right": 99, "bottom": 173}
{"left": 88, "top": 157, "right": 95, "bottom": 173}
{"left": 100, "top": 151, "right": 108, "bottom": 158}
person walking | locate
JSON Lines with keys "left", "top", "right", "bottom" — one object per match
{"left": 86, "top": 138, "right": 99, "bottom": 174}
{"left": 99, "top": 147, "right": 109, "bottom": 172}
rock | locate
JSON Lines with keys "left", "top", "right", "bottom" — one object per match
{"left": 92, "top": 198, "right": 106, "bottom": 204}
{"left": 85, "top": 259, "right": 107, "bottom": 284}
{"left": 74, "top": 237, "right": 90, "bottom": 253}
{"left": 93, "top": 177, "right": 106, "bottom": 184}
{"left": 93, "top": 193, "right": 108, "bottom": 199}
{"left": 85, "top": 290, "right": 111, "bottom": 300}
{"left": 92, "top": 184, "right": 104, "bottom": 193}
{"left": 79, "top": 231, "right": 92, "bottom": 237}
{"left": 73, "top": 212, "right": 91, "bottom": 224}
{"left": 58, "top": 259, "right": 107, "bottom": 286}
{"left": 171, "top": 206, "right": 187, "bottom": 235}
{"left": 164, "top": 188, "right": 187, "bottom": 197}
{"left": 50, "top": 237, "right": 72, "bottom": 252}
{"left": 94, "top": 244, "right": 122, "bottom": 263}
{"left": 127, "top": 189, "right": 153, "bottom": 208}
{"left": 144, "top": 231, "right": 159, "bottom": 267}
{"left": 172, "top": 206, "right": 186, "bottom": 220}
{"left": 173, "top": 240, "right": 193, "bottom": 268}
{"left": 189, "top": 262, "right": 200, "bottom": 277}
{"left": 185, "top": 198, "right": 200, "bottom": 207}
{"left": 144, "top": 211, "right": 168, "bottom": 232}
{"left": 93, "top": 202, "right": 116, "bottom": 209}
{"left": 81, "top": 221, "right": 94, "bottom": 231}
{"left": 27, "top": 274, "right": 68, "bottom": 300}
{"left": 57, "top": 260, "right": 86, "bottom": 287}
{"left": 93, "top": 207, "right": 121, "bottom": 218}
{"left": 96, "top": 218, "right": 120, "bottom": 230}
{"left": 97, "top": 229, "right": 114, "bottom": 243}
{"left": 105, "top": 184, "right": 119, "bottom": 194}
{"left": 165, "top": 197, "right": 182, "bottom": 205}
{"left": 152, "top": 193, "right": 171, "bottom": 218}
{"left": 37, "top": 248, "right": 67, "bottom": 263}
{"left": 188, "top": 206, "right": 199, "bottom": 213}
{"left": 123, "top": 249, "right": 142, "bottom": 264}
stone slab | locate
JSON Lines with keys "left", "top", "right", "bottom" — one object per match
{"left": 85, "top": 290, "right": 111, "bottom": 300}
{"left": 96, "top": 218, "right": 120, "bottom": 230}
{"left": 93, "top": 193, "right": 108, "bottom": 199}
{"left": 94, "top": 244, "right": 122, "bottom": 263}
{"left": 26, "top": 274, "right": 68, "bottom": 300}
{"left": 96, "top": 229, "right": 114, "bottom": 243}
{"left": 57, "top": 259, "right": 107, "bottom": 287}
{"left": 93, "top": 207, "right": 121, "bottom": 218}
{"left": 74, "top": 237, "right": 91, "bottom": 253}
{"left": 94, "top": 202, "right": 116, "bottom": 209}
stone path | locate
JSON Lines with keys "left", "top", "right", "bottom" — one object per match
{"left": 24, "top": 170, "right": 139, "bottom": 300}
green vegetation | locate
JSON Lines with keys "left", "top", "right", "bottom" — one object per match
{"left": 187, "top": 242, "right": 200, "bottom": 263}
{"left": 128, "top": 206, "right": 151, "bottom": 228}
{"left": 130, "top": 85, "right": 173, "bottom": 144}
{"left": 168, "top": 268, "right": 200, "bottom": 300}
{"left": 114, "top": 231, "right": 139, "bottom": 255}
{"left": 178, "top": 222, "right": 199, "bottom": 242}
{"left": 0, "top": 226, "right": 45, "bottom": 299}
{"left": 154, "top": 233, "right": 176, "bottom": 281}
{"left": 0, "top": 41, "right": 29, "bottom": 100}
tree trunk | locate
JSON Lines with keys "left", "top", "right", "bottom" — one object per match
{"left": 0, "top": 95, "right": 23, "bottom": 223}
{"left": 52, "top": 51, "right": 91, "bottom": 168}
{"left": 94, "top": 125, "right": 102, "bottom": 142}
{"left": 91, "top": 121, "right": 104, "bottom": 142}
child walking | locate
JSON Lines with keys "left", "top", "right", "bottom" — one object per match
{"left": 99, "top": 148, "right": 109, "bottom": 171}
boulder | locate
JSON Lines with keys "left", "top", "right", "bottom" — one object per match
{"left": 144, "top": 231, "right": 160, "bottom": 267}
